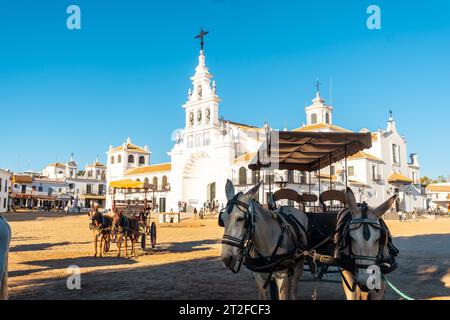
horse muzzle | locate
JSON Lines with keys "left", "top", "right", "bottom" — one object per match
{"left": 221, "top": 254, "right": 237, "bottom": 269}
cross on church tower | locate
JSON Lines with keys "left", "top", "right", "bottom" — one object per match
{"left": 315, "top": 79, "right": 321, "bottom": 93}
{"left": 195, "top": 28, "right": 209, "bottom": 51}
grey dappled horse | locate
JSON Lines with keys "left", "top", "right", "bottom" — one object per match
{"left": 220, "top": 180, "right": 308, "bottom": 300}
{"left": 339, "top": 188, "right": 397, "bottom": 300}
{"left": 0, "top": 216, "right": 11, "bottom": 300}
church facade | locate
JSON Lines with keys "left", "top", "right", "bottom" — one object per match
{"left": 105, "top": 46, "right": 426, "bottom": 213}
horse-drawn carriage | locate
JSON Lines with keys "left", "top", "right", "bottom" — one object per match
{"left": 220, "top": 130, "right": 399, "bottom": 300}
{"left": 248, "top": 130, "right": 373, "bottom": 282}
{"left": 109, "top": 180, "right": 157, "bottom": 251}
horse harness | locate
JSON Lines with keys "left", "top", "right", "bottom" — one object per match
{"left": 220, "top": 197, "right": 399, "bottom": 292}
{"left": 89, "top": 212, "right": 112, "bottom": 233}
{"left": 219, "top": 193, "right": 309, "bottom": 288}
{"left": 115, "top": 213, "right": 140, "bottom": 238}
{"left": 336, "top": 202, "right": 399, "bottom": 292}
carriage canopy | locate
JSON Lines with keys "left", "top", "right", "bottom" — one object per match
{"left": 248, "top": 131, "right": 372, "bottom": 172}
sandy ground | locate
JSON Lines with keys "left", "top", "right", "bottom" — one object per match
{"left": 3, "top": 212, "right": 450, "bottom": 300}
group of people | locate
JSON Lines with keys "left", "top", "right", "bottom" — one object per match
{"left": 397, "top": 210, "right": 416, "bottom": 222}
{"left": 192, "top": 200, "right": 221, "bottom": 219}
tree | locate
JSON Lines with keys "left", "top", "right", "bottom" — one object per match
{"left": 420, "top": 175, "right": 450, "bottom": 186}
{"left": 77, "top": 170, "right": 86, "bottom": 177}
{"left": 420, "top": 176, "right": 433, "bottom": 186}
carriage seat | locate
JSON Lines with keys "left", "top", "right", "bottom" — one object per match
{"left": 319, "top": 190, "right": 346, "bottom": 213}
{"left": 300, "top": 193, "right": 318, "bottom": 213}
{"left": 271, "top": 189, "right": 302, "bottom": 211}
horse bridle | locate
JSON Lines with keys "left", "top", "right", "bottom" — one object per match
{"left": 89, "top": 210, "right": 102, "bottom": 230}
{"left": 218, "top": 193, "right": 255, "bottom": 273}
{"left": 347, "top": 202, "right": 388, "bottom": 270}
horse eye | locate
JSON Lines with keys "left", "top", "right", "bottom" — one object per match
{"left": 236, "top": 217, "right": 245, "bottom": 222}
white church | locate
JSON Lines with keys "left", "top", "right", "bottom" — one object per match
{"left": 106, "top": 41, "right": 426, "bottom": 213}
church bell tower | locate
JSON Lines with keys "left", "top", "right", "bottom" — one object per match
{"left": 305, "top": 81, "right": 333, "bottom": 126}
{"left": 182, "top": 29, "right": 220, "bottom": 132}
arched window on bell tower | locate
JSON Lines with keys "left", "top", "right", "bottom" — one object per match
{"left": 189, "top": 112, "right": 194, "bottom": 127}
{"left": 311, "top": 113, "right": 318, "bottom": 125}
{"left": 197, "top": 109, "right": 202, "bottom": 125}
{"left": 206, "top": 108, "right": 211, "bottom": 124}
{"left": 325, "top": 113, "right": 330, "bottom": 124}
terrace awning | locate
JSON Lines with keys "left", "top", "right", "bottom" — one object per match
{"left": 10, "top": 193, "right": 34, "bottom": 199}
{"left": 81, "top": 195, "right": 106, "bottom": 200}
{"left": 388, "top": 172, "right": 413, "bottom": 184}
{"left": 34, "top": 195, "right": 57, "bottom": 201}
{"left": 110, "top": 179, "right": 146, "bottom": 189}
{"left": 248, "top": 131, "right": 372, "bottom": 172}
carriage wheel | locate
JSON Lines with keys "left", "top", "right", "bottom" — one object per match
{"left": 150, "top": 222, "right": 157, "bottom": 248}
{"left": 141, "top": 232, "right": 146, "bottom": 250}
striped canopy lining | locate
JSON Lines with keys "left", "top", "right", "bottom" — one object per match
{"left": 248, "top": 131, "right": 372, "bottom": 172}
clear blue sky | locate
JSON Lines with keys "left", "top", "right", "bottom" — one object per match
{"left": 0, "top": 0, "right": 449, "bottom": 177}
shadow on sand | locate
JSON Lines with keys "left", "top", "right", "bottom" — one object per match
{"left": 9, "top": 235, "right": 450, "bottom": 300}
{"left": 3, "top": 211, "right": 86, "bottom": 222}
{"left": 10, "top": 241, "right": 91, "bottom": 253}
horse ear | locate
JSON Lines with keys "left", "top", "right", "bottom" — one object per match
{"left": 245, "top": 180, "right": 263, "bottom": 201}
{"left": 373, "top": 194, "right": 397, "bottom": 218}
{"left": 225, "top": 179, "right": 235, "bottom": 201}
{"left": 346, "top": 188, "right": 358, "bottom": 214}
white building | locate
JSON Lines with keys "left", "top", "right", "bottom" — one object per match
{"left": 0, "top": 169, "right": 11, "bottom": 213}
{"left": 66, "top": 160, "right": 108, "bottom": 209}
{"left": 288, "top": 98, "right": 425, "bottom": 210}
{"left": 106, "top": 45, "right": 425, "bottom": 213}
{"left": 11, "top": 156, "right": 107, "bottom": 211}
{"left": 10, "top": 174, "right": 70, "bottom": 210}
{"left": 425, "top": 183, "right": 450, "bottom": 212}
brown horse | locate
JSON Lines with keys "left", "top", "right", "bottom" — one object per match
{"left": 88, "top": 204, "right": 112, "bottom": 257}
{"left": 113, "top": 210, "right": 140, "bottom": 258}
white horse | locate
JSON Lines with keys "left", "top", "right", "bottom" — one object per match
{"left": 220, "top": 180, "right": 308, "bottom": 300}
{"left": 0, "top": 216, "right": 11, "bottom": 300}
{"left": 338, "top": 188, "right": 397, "bottom": 300}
